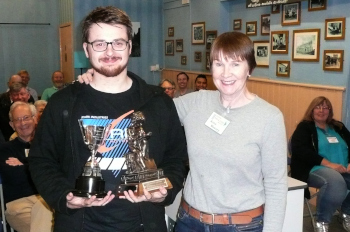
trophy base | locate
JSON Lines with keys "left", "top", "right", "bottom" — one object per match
{"left": 118, "top": 177, "right": 173, "bottom": 196}
{"left": 73, "top": 176, "right": 106, "bottom": 198}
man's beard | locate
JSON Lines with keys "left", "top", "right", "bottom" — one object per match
{"left": 92, "top": 59, "right": 128, "bottom": 77}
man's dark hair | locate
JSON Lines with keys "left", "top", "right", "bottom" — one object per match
{"left": 177, "top": 72, "right": 189, "bottom": 81}
{"left": 195, "top": 74, "right": 207, "bottom": 83}
{"left": 82, "top": 6, "right": 133, "bottom": 43}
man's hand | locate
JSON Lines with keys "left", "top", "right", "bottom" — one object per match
{"left": 6, "top": 157, "right": 23, "bottom": 166}
{"left": 77, "top": 69, "right": 94, "bottom": 84}
{"left": 66, "top": 191, "right": 115, "bottom": 209}
{"left": 120, "top": 187, "right": 168, "bottom": 203}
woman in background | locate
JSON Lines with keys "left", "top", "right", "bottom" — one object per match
{"left": 291, "top": 96, "right": 350, "bottom": 232}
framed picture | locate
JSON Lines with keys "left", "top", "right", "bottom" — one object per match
{"left": 325, "top": 18, "right": 345, "bottom": 40}
{"left": 206, "top": 30, "right": 217, "bottom": 50}
{"left": 261, "top": 14, "right": 270, "bottom": 36}
{"left": 206, "top": 52, "right": 210, "bottom": 70}
{"left": 234, "top": 19, "right": 242, "bottom": 30}
{"left": 323, "top": 50, "right": 343, "bottom": 72}
{"left": 271, "top": 31, "right": 289, "bottom": 54}
{"left": 253, "top": 40, "right": 270, "bottom": 67}
{"left": 165, "top": 40, "right": 174, "bottom": 56}
{"left": 308, "top": 0, "right": 326, "bottom": 11}
{"left": 276, "top": 60, "right": 290, "bottom": 77}
{"left": 176, "top": 39, "right": 183, "bottom": 52}
{"left": 181, "top": 56, "right": 187, "bottom": 65}
{"left": 271, "top": 4, "right": 280, "bottom": 14}
{"left": 246, "top": 21, "right": 257, "bottom": 36}
{"left": 282, "top": 2, "right": 301, "bottom": 26}
{"left": 192, "top": 22, "right": 205, "bottom": 45}
{"left": 292, "top": 29, "right": 320, "bottom": 62}
{"left": 195, "top": 51, "right": 202, "bottom": 62}
{"left": 168, "top": 27, "right": 174, "bottom": 37}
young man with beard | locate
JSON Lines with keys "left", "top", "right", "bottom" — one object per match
{"left": 29, "top": 6, "right": 187, "bottom": 232}
{"left": 41, "top": 71, "right": 66, "bottom": 101}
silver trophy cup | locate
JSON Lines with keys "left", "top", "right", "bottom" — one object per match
{"left": 72, "top": 120, "right": 109, "bottom": 198}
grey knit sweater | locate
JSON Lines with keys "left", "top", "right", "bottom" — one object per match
{"left": 174, "top": 90, "right": 288, "bottom": 232}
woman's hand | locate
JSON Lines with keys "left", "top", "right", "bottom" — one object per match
{"left": 77, "top": 68, "right": 94, "bottom": 84}
{"left": 119, "top": 187, "right": 168, "bottom": 203}
{"left": 327, "top": 162, "right": 347, "bottom": 173}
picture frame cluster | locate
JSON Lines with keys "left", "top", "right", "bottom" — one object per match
{"left": 233, "top": 0, "right": 344, "bottom": 77}
{"left": 165, "top": 22, "right": 218, "bottom": 68}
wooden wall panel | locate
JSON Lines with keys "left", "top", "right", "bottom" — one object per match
{"left": 162, "top": 69, "right": 345, "bottom": 140}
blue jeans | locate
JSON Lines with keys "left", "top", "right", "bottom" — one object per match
{"left": 174, "top": 205, "right": 263, "bottom": 232}
{"left": 308, "top": 167, "right": 350, "bottom": 222}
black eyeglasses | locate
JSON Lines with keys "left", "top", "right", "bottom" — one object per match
{"left": 87, "top": 39, "right": 129, "bottom": 52}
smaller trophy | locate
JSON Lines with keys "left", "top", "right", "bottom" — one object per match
{"left": 118, "top": 112, "right": 173, "bottom": 196}
{"left": 72, "top": 120, "right": 110, "bottom": 198}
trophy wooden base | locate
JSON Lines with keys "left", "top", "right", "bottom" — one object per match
{"left": 118, "top": 177, "right": 173, "bottom": 196}
{"left": 72, "top": 176, "right": 106, "bottom": 198}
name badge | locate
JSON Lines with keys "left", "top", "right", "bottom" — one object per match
{"left": 327, "top": 137, "right": 339, "bottom": 143}
{"left": 25, "top": 149, "right": 30, "bottom": 157}
{"left": 205, "top": 112, "right": 230, "bottom": 134}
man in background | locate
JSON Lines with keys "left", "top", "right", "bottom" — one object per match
{"left": 174, "top": 72, "right": 193, "bottom": 98}
{"left": 41, "top": 71, "right": 66, "bottom": 101}
{"left": 0, "top": 101, "right": 53, "bottom": 232}
{"left": 194, "top": 74, "right": 207, "bottom": 91}
{"left": 0, "top": 82, "right": 32, "bottom": 141}
{"left": 17, "top": 70, "right": 38, "bottom": 101}
{"left": 159, "top": 79, "right": 176, "bottom": 98}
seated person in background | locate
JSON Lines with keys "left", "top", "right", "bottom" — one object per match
{"left": 7, "top": 74, "right": 22, "bottom": 88}
{"left": 194, "top": 74, "right": 207, "bottom": 91}
{"left": 17, "top": 70, "right": 38, "bottom": 101}
{"left": 0, "top": 82, "right": 33, "bottom": 141}
{"left": 0, "top": 101, "right": 53, "bottom": 232}
{"left": 174, "top": 72, "right": 193, "bottom": 98}
{"left": 159, "top": 79, "right": 176, "bottom": 98}
{"left": 291, "top": 96, "right": 350, "bottom": 232}
{"left": 9, "top": 99, "right": 47, "bottom": 141}
{"left": 41, "top": 71, "right": 65, "bottom": 101}
{"left": 34, "top": 100, "right": 47, "bottom": 122}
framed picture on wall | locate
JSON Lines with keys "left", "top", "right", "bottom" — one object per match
{"left": 323, "top": 50, "right": 344, "bottom": 72}
{"left": 325, "top": 18, "right": 345, "bottom": 40}
{"left": 234, "top": 19, "right": 242, "bottom": 30}
{"left": 261, "top": 14, "right": 270, "bottom": 36}
{"left": 206, "top": 30, "right": 217, "bottom": 50}
{"left": 271, "top": 4, "right": 280, "bottom": 14}
{"left": 308, "top": 0, "right": 326, "bottom": 11}
{"left": 181, "top": 56, "right": 187, "bottom": 65}
{"left": 176, "top": 39, "right": 183, "bottom": 52}
{"left": 192, "top": 22, "right": 205, "bottom": 45}
{"left": 271, "top": 31, "right": 289, "bottom": 54}
{"left": 253, "top": 40, "right": 270, "bottom": 67}
{"left": 195, "top": 51, "right": 202, "bottom": 62}
{"left": 168, "top": 27, "right": 174, "bottom": 37}
{"left": 276, "top": 60, "right": 290, "bottom": 77}
{"left": 246, "top": 21, "right": 257, "bottom": 36}
{"left": 282, "top": 2, "right": 301, "bottom": 26}
{"left": 206, "top": 52, "right": 210, "bottom": 70}
{"left": 292, "top": 29, "right": 320, "bottom": 62}
{"left": 165, "top": 40, "right": 174, "bottom": 56}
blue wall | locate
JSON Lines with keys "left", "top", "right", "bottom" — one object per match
{"left": 73, "top": 0, "right": 164, "bottom": 85}
{"left": 0, "top": 0, "right": 60, "bottom": 94}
